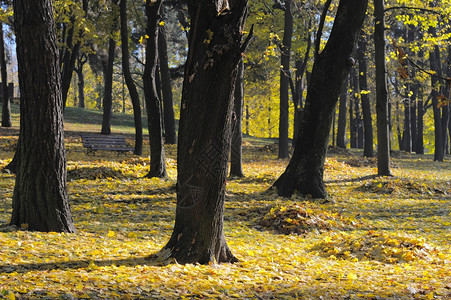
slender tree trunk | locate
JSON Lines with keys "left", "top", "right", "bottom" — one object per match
{"left": 358, "top": 32, "right": 373, "bottom": 157}
{"left": 144, "top": 0, "right": 167, "bottom": 178}
{"left": 1, "top": 21, "right": 11, "bottom": 128}
{"left": 278, "top": 0, "right": 292, "bottom": 159}
{"left": 12, "top": 0, "right": 75, "bottom": 232}
{"left": 430, "top": 44, "right": 444, "bottom": 161}
{"left": 349, "top": 67, "right": 357, "bottom": 148}
{"left": 273, "top": 0, "right": 368, "bottom": 198}
{"left": 337, "top": 78, "right": 348, "bottom": 148}
{"left": 159, "top": 9, "right": 177, "bottom": 145}
{"left": 75, "top": 54, "right": 87, "bottom": 109}
{"left": 230, "top": 59, "right": 244, "bottom": 178}
{"left": 120, "top": 0, "right": 143, "bottom": 155}
{"left": 158, "top": 0, "right": 250, "bottom": 264}
{"left": 374, "top": 0, "right": 392, "bottom": 176}
{"left": 101, "top": 37, "right": 116, "bottom": 135}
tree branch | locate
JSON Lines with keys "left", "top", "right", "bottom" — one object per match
{"left": 315, "top": 0, "right": 332, "bottom": 58}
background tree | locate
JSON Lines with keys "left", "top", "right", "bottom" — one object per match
{"left": 230, "top": 58, "right": 245, "bottom": 178}
{"left": 0, "top": 19, "right": 11, "bottom": 127}
{"left": 119, "top": 0, "right": 143, "bottom": 155}
{"left": 273, "top": 0, "right": 368, "bottom": 198}
{"left": 11, "top": 0, "right": 75, "bottom": 232}
{"left": 143, "top": 0, "right": 167, "bottom": 179}
{"left": 156, "top": 0, "right": 251, "bottom": 264}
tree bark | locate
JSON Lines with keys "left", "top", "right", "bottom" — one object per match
{"left": 374, "top": 0, "right": 392, "bottom": 176}
{"left": 120, "top": 0, "right": 143, "bottom": 155}
{"left": 144, "top": 0, "right": 167, "bottom": 179}
{"left": 11, "top": 0, "right": 75, "bottom": 232}
{"left": 272, "top": 0, "right": 368, "bottom": 199}
{"left": 336, "top": 78, "right": 348, "bottom": 148}
{"left": 278, "top": 0, "right": 292, "bottom": 159}
{"left": 159, "top": 10, "right": 177, "bottom": 145}
{"left": 429, "top": 44, "right": 444, "bottom": 161}
{"left": 1, "top": 21, "right": 11, "bottom": 128}
{"left": 230, "top": 58, "right": 244, "bottom": 178}
{"left": 101, "top": 37, "right": 116, "bottom": 135}
{"left": 358, "top": 32, "right": 373, "bottom": 157}
{"left": 75, "top": 53, "right": 87, "bottom": 109}
{"left": 158, "top": 0, "right": 250, "bottom": 264}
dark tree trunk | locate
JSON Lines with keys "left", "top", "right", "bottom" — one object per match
{"left": 278, "top": 0, "right": 292, "bottom": 159}
{"left": 101, "top": 37, "right": 116, "bottom": 135}
{"left": 349, "top": 68, "right": 358, "bottom": 148}
{"left": 120, "top": 0, "right": 143, "bottom": 155}
{"left": 1, "top": 21, "right": 11, "bottom": 128}
{"left": 374, "top": 0, "right": 392, "bottom": 176}
{"left": 429, "top": 44, "right": 444, "bottom": 161}
{"left": 75, "top": 53, "right": 87, "bottom": 109}
{"left": 61, "top": 0, "right": 88, "bottom": 109}
{"left": 230, "top": 59, "right": 244, "bottom": 178}
{"left": 11, "top": 0, "right": 76, "bottom": 232}
{"left": 416, "top": 94, "right": 425, "bottom": 154}
{"left": 272, "top": 0, "right": 368, "bottom": 199}
{"left": 158, "top": 0, "right": 250, "bottom": 264}
{"left": 159, "top": 9, "right": 177, "bottom": 145}
{"left": 337, "top": 78, "right": 348, "bottom": 148}
{"left": 144, "top": 0, "right": 167, "bottom": 179}
{"left": 358, "top": 32, "right": 373, "bottom": 157}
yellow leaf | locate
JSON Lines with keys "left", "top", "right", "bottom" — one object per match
{"left": 107, "top": 231, "right": 115, "bottom": 238}
{"left": 347, "top": 273, "right": 358, "bottom": 280}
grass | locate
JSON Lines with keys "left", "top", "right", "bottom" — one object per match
{"left": 0, "top": 105, "right": 450, "bottom": 299}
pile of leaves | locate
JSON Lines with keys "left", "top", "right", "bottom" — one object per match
{"left": 312, "top": 231, "right": 444, "bottom": 264}
{"left": 357, "top": 177, "right": 448, "bottom": 195}
{"left": 344, "top": 156, "right": 377, "bottom": 167}
{"left": 258, "top": 203, "right": 355, "bottom": 235}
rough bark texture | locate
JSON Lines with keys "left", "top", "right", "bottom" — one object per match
{"left": 429, "top": 44, "right": 444, "bottom": 162}
{"left": 358, "top": 32, "right": 373, "bottom": 157}
{"left": 11, "top": 0, "right": 75, "bottom": 232}
{"left": 120, "top": 0, "right": 143, "bottom": 155}
{"left": 158, "top": 11, "right": 177, "bottom": 145}
{"left": 159, "top": 0, "right": 249, "bottom": 264}
{"left": 1, "top": 21, "right": 11, "bottom": 128}
{"left": 144, "top": 0, "right": 167, "bottom": 179}
{"left": 374, "top": 0, "right": 392, "bottom": 176}
{"left": 230, "top": 59, "right": 244, "bottom": 178}
{"left": 273, "top": 0, "right": 368, "bottom": 199}
{"left": 278, "top": 0, "right": 292, "bottom": 159}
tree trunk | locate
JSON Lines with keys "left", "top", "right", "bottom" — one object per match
{"left": 157, "top": 0, "right": 250, "bottom": 264}
{"left": 101, "top": 37, "right": 116, "bottom": 135}
{"left": 144, "top": 0, "right": 167, "bottom": 179}
{"left": 230, "top": 59, "right": 244, "bottom": 178}
{"left": 278, "top": 0, "right": 292, "bottom": 159}
{"left": 358, "top": 32, "right": 373, "bottom": 157}
{"left": 337, "top": 78, "right": 348, "bottom": 149}
{"left": 429, "top": 44, "right": 444, "bottom": 161}
{"left": 1, "top": 21, "right": 11, "bottom": 128}
{"left": 273, "top": 0, "right": 368, "bottom": 199}
{"left": 159, "top": 9, "right": 177, "bottom": 145}
{"left": 120, "top": 0, "right": 143, "bottom": 155}
{"left": 75, "top": 53, "right": 87, "bottom": 109}
{"left": 11, "top": 0, "right": 76, "bottom": 232}
{"left": 374, "top": 0, "right": 392, "bottom": 176}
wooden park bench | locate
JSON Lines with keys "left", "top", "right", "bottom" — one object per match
{"left": 81, "top": 135, "right": 134, "bottom": 155}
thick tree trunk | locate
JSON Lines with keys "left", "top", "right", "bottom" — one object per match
{"left": 278, "top": 0, "right": 292, "bottom": 159}
{"left": 101, "top": 37, "right": 116, "bottom": 135}
{"left": 230, "top": 59, "right": 244, "bottom": 178}
{"left": 158, "top": 0, "right": 249, "bottom": 264}
{"left": 158, "top": 11, "right": 177, "bottom": 145}
{"left": 1, "top": 22, "right": 11, "bottom": 128}
{"left": 120, "top": 0, "right": 143, "bottom": 155}
{"left": 374, "top": 0, "right": 392, "bottom": 176}
{"left": 11, "top": 0, "right": 75, "bottom": 232}
{"left": 144, "top": 0, "right": 167, "bottom": 179}
{"left": 273, "top": 0, "right": 368, "bottom": 199}
{"left": 358, "top": 32, "right": 373, "bottom": 157}
{"left": 336, "top": 78, "right": 348, "bottom": 148}
{"left": 429, "top": 45, "right": 444, "bottom": 161}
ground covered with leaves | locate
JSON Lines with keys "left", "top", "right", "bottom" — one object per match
{"left": 0, "top": 128, "right": 450, "bottom": 299}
